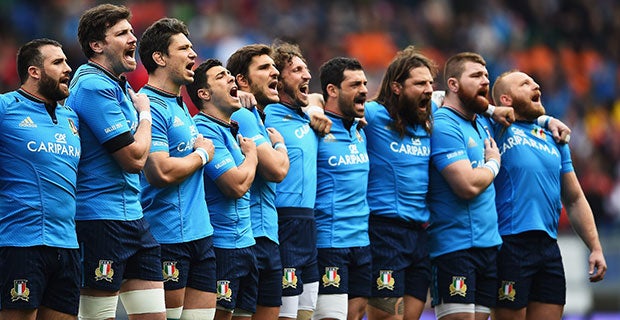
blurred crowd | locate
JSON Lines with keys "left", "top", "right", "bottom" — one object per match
{"left": 2, "top": 0, "right": 619, "bottom": 228}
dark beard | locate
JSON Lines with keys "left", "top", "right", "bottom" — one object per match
{"left": 398, "top": 94, "right": 430, "bottom": 127}
{"left": 458, "top": 87, "right": 489, "bottom": 114}
{"left": 281, "top": 82, "right": 307, "bottom": 108}
{"left": 39, "top": 72, "right": 68, "bottom": 102}
{"left": 513, "top": 96, "right": 545, "bottom": 120}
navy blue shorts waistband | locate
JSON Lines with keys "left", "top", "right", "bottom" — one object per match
{"left": 369, "top": 214, "right": 427, "bottom": 230}
{"left": 277, "top": 207, "right": 314, "bottom": 219}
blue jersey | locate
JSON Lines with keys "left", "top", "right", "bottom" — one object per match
{"left": 364, "top": 101, "right": 430, "bottom": 223}
{"left": 231, "top": 106, "right": 278, "bottom": 244}
{"left": 193, "top": 112, "right": 254, "bottom": 249}
{"left": 315, "top": 112, "right": 370, "bottom": 248}
{"left": 0, "top": 89, "right": 81, "bottom": 248}
{"left": 139, "top": 85, "right": 213, "bottom": 244}
{"left": 67, "top": 62, "right": 142, "bottom": 221}
{"left": 493, "top": 121, "right": 573, "bottom": 239}
{"left": 264, "top": 103, "right": 318, "bottom": 209}
{"left": 428, "top": 107, "right": 502, "bottom": 258}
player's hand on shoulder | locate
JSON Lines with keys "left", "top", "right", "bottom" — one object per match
{"left": 237, "top": 90, "right": 257, "bottom": 109}
{"left": 491, "top": 106, "right": 515, "bottom": 127}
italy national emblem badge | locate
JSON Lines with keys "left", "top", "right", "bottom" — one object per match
{"left": 95, "top": 260, "right": 114, "bottom": 282}
{"left": 376, "top": 270, "right": 395, "bottom": 290}
{"left": 10, "top": 279, "right": 30, "bottom": 302}
{"left": 322, "top": 267, "right": 341, "bottom": 288}
{"left": 282, "top": 268, "right": 298, "bottom": 289}
{"left": 449, "top": 276, "right": 467, "bottom": 297}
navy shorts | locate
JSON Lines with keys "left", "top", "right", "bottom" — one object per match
{"left": 215, "top": 246, "right": 259, "bottom": 312}
{"left": 278, "top": 208, "right": 319, "bottom": 296}
{"left": 431, "top": 247, "right": 498, "bottom": 308}
{"left": 254, "top": 237, "right": 282, "bottom": 307}
{"left": 496, "top": 231, "right": 566, "bottom": 308}
{"left": 369, "top": 215, "right": 431, "bottom": 301}
{"left": 317, "top": 246, "right": 372, "bottom": 298}
{"left": 76, "top": 218, "right": 162, "bottom": 292}
{"left": 0, "top": 246, "right": 80, "bottom": 315}
{"left": 160, "top": 236, "right": 216, "bottom": 293}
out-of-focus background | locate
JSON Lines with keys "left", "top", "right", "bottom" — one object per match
{"left": 2, "top": 0, "right": 617, "bottom": 318}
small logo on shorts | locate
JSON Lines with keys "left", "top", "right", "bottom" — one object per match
{"left": 498, "top": 281, "right": 516, "bottom": 301}
{"left": 322, "top": 267, "right": 341, "bottom": 288}
{"left": 376, "top": 270, "right": 395, "bottom": 290}
{"left": 10, "top": 279, "right": 30, "bottom": 302}
{"left": 95, "top": 260, "right": 114, "bottom": 282}
{"left": 216, "top": 280, "right": 232, "bottom": 302}
{"left": 162, "top": 261, "right": 180, "bottom": 282}
{"left": 282, "top": 268, "right": 298, "bottom": 289}
{"left": 449, "top": 276, "right": 467, "bottom": 297}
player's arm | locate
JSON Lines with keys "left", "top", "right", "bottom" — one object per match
{"left": 538, "top": 115, "right": 571, "bottom": 143}
{"left": 111, "top": 89, "right": 152, "bottom": 173}
{"left": 440, "top": 138, "right": 500, "bottom": 200}
{"left": 304, "top": 93, "right": 332, "bottom": 135}
{"left": 215, "top": 135, "right": 258, "bottom": 199}
{"left": 561, "top": 171, "right": 607, "bottom": 282}
{"left": 143, "top": 135, "right": 215, "bottom": 187}
{"left": 256, "top": 127, "right": 289, "bottom": 182}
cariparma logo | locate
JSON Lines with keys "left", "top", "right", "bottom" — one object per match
{"left": 498, "top": 281, "right": 516, "bottom": 301}
{"left": 95, "top": 260, "right": 114, "bottom": 282}
{"left": 216, "top": 280, "right": 233, "bottom": 302}
{"left": 10, "top": 279, "right": 29, "bottom": 302}
{"left": 376, "top": 270, "right": 395, "bottom": 290}
{"left": 449, "top": 276, "right": 467, "bottom": 297}
{"left": 282, "top": 268, "right": 298, "bottom": 289}
{"left": 322, "top": 267, "right": 341, "bottom": 288}
{"left": 162, "top": 261, "right": 180, "bottom": 282}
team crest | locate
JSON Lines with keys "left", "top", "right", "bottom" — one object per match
{"left": 68, "top": 119, "right": 79, "bottom": 136}
{"left": 322, "top": 267, "right": 341, "bottom": 288}
{"left": 10, "top": 279, "right": 30, "bottom": 302}
{"left": 498, "top": 281, "right": 516, "bottom": 301}
{"left": 95, "top": 260, "right": 114, "bottom": 282}
{"left": 282, "top": 268, "right": 298, "bottom": 289}
{"left": 531, "top": 127, "right": 547, "bottom": 140}
{"left": 449, "top": 276, "right": 467, "bottom": 297}
{"left": 216, "top": 280, "right": 233, "bottom": 302}
{"left": 376, "top": 270, "right": 395, "bottom": 290}
{"left": 162, "top": 261, "right": 180, "bottom": 282}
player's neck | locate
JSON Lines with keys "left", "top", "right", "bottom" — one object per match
{"left": 147, "top": 75, "right": 181, "bottom": 96}
{"left": 443, "top": 94, "right": 475, "bottom": 120}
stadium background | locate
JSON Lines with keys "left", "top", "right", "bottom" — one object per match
{"left": 1, "top": 0, "right": 617, "bottom": 318}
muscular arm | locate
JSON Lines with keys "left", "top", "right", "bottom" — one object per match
{"left": 256, "top": 127, "right": 289, "bottom": 182}
{"left": 215, "top": 136, "right": 258, "bottom": 199}
{"left": 440, "top": 138, "right": 499, "bottom": 200}
{"left": 142, "top": 136, "right": 214, "bottom": 188}
{"left": 561, "top": 171, "right": 607, "bottom": 282}
{"left": 440, "top": 159, "right": 496, "bottom": 200}
{"left": 143, "top": 152, "right": 204, "bottom": 187}
{"left": 112, "top": 118, "right": 152, "bottom": 173}
{"left": 111, "top": 89, "right": 152, "bottom": 173}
